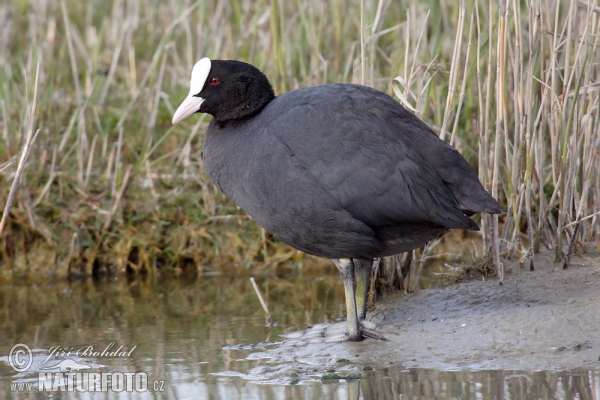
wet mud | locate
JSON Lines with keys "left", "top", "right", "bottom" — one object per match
{"left": 243, "top": 248, "right": 600, "bottom": 382}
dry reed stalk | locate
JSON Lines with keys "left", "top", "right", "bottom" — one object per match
{"left": 505, "top": 0, "right": 523, "bottom": 262}
{"left": 83, "top": 134, "right": 98, "bottom": 192}
{"left": 0, "top": 163, "right": 13, "bottom": 174}
{"left": 553, "top": 1, "right": 572, "bottom": 262}
{"left": 175, "top": 114, "right": 205, "bottom": 173}
{"left": 407, "top": 11, "right": 429, "bottom": 93}
{"left": 405, "top": 250, "right": 420, "bottom": 293}
{"left": 98, "top": 21, "right": 128, "bottom": 107}
{"left": 391, "top": 10, "right": 430, "bottom": 115}
{"left": 439, "top": 0, "right": 466, "bottom": 142}
{"left": 261, "top": 228, "right": 267, "bottom": 262}
{"left": 76, "top": 116, "right": 87, "bottom": 189}
{"left": 492, "top": 0, "right": 507, "bottom": 280}
{"left": 403, "top": 10, "right": 410, "bottom": 90}
{"left": 112, "top": 127, "right": 124, "bottom": 198}
{"left": 58, "top": 89, "right": 95, "bottom": 157}
{"left": 360, "top": 0, "right": 365, "bottom": 86}
{"left": 482, "top": 0, "right": 496, "bottom": 260}
{"left": 564, "top": 144, "right": 597, "bottom": 269}
{"left": 412, "top": 238, "right": 441, "bottom": 291}
{"left": 0, "top": 63, "right": 42, "bottom": 236}
{"left": 474, "top": 3, "right": 489, "bottom": 252}
{"left": 523, "top": 1, "right": 541, "bottom": 271}
{"left": 143, "top": 159, "right": 159, "bottom": 206}
{"left": 367, "top": 0, "right": 389, "bottom": 87}
{"left": 104, "top": 164, "right": 132, "bottom": 231}
{"left": 33, "top": 145, "right": 57, "bottom": 207}
{"left": 105, "top": 144, "right": 116, "bottom": 190}
{"left": 66, "top": 232, "right": 79, "bottom": 275}
{"left": 100, "top": 130, "right": 108, "bottom": 158}
{"left": 449, "top": 7, "right": 474, "bottom": 147}
{"left": 148, "top": 44, "right": 170, "bottom": 131}
{"left": 250, "top": 277, "right": 274, "bottom": 326}
{"left": 60, "top": 0, "right": 81, "bottom": 103}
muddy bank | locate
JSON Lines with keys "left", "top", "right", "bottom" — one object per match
{"left": 252, "top": 248, "right": 600, "bottom": 378}
{"left": 365, "top": 248, "right": 600, "bottom": 370}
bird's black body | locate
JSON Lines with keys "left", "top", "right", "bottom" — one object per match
{"left": 173, "top": 59, "right": 502, "bottom": 341}
{"left": 203, "top": 82, "right": 501, "bottom": 259}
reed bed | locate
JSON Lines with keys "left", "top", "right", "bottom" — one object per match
{"left": 0, "top": 0, "right": 598, "bottom": 284}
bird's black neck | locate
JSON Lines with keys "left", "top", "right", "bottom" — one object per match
{"left": 213, "top": 74, "right": 275, "bottom": 128}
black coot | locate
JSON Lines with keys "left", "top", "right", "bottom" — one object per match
{"left": 172, "top": 58, "right": 503, "bottom": 341}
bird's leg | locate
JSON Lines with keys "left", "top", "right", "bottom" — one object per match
{"left": 353, "top": 258, "right": 388, "bottom": 341}
{"left": 353, "top": 258, "right": 373, "bottom": 320}
{"left": 334, "top": 258, "right": 362, "bottom": 341}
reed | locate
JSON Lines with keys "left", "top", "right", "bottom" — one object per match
{"left": 0, "top": 0, "right": 597, "bottom": 285}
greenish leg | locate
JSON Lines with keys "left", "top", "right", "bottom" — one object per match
{"left": 353, "top": 258, "right": 373, "bottom": 321}
{"left": 354, "top": 258, "right": 387, "bottom": 341}
{"left": 334, "top": 258, "right": 362, "bottom": 341}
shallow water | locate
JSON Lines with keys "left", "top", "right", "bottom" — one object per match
{"left": 0, "top": 264, "right": 598, "bottom": 399}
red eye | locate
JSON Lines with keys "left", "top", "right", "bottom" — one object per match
{"left": 210, "top": 78, "right": 220, "bottom": 85}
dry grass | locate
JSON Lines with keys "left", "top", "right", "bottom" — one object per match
{"left": 0, "top": 0, "right": 598, "bottom": 283}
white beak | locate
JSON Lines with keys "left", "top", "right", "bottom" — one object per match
{"left": 172, "top": 57, "right": 212, "bottom": 124}
{"left": 172, "top": 95, "right": 205, "bottom": 124}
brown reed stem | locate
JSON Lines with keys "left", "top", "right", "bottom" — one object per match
{"left": 250, "top": 277, "right": 274, "bottom": 327}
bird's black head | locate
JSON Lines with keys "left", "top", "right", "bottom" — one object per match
{"left": 172, "top": 58, "right": 275, "bottom": 126}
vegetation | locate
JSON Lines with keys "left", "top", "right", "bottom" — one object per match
{"left": 0, "top": 0, "right": 598, "bottom": 283}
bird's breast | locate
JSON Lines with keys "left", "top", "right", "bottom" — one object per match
{"left": 203, "top": 124, "right": 280, "bottom": 218}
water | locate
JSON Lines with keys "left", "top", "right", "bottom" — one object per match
{"left": 0, "top": 266, "right": 598, "bottom": 399}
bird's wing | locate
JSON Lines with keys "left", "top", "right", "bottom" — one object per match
{"left": 266, "top": 85, "right": 477, "bottom": 230}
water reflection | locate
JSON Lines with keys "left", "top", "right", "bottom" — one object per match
{"left": 0, "top": 267, "right": 597, "bottom": 399}
{"left": 359, "top": 368, "right": 600, "bottom": 399}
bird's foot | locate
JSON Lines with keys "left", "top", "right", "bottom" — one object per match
{"left": 360, "top": 320, "right": 387, "bottom": 341}
{"left": 281, "top": 322, "right": 348, "bottom": 345}
{"left": 280, "top": 320, "right": 386, "bottom": 346}
{"left": 346, "top": 320, "right": 386, "bottom": 341}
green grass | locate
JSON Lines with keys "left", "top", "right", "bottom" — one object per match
{"left": 0, "top": 0, "right": 598, "bottom": 283}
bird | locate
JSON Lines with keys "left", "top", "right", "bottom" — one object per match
{"left": 172, "top": 57, "right": 503, "bottom": 342}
